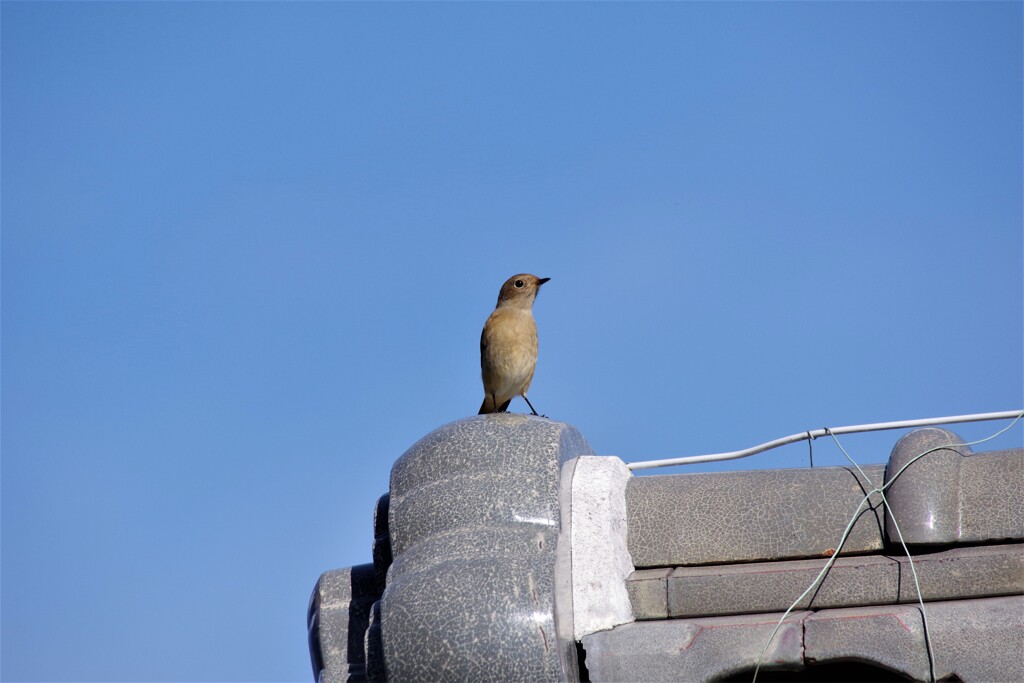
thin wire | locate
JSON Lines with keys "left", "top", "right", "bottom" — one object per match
{"left": 880, "top": 495, "right": 935, "bottom": 682}
{"left": 750, "top": 412, "right": 1023, "bottom": 683}
{"left": 750, "top": 491, "right": 873, "bottom": 682}
{"left": 828, "top": 433, "right": 936, "bottom": 682}
{"left": 881, "top": 413, "right": 1022, "bottom": 492}
{"left": 825, "top": 427, "right": 872, "bottom": 483}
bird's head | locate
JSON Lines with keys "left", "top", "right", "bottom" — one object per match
{"left": 495, "top": 274, "right": 550, "bottom": 309}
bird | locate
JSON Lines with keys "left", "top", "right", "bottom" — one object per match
{"left": 478, "top": 274, "right": 550, "bottom": 415}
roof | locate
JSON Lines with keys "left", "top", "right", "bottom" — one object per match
{"left": 308, "top": 416, "right": 1023, "bottom": 682}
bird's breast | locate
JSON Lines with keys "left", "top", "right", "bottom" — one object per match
{"left": 481, "top": 309, "right": 539, "bottom": 393}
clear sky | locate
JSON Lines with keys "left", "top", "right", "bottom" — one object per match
{"left": 2, "top": 2, "right": 1021, "bottom": 681}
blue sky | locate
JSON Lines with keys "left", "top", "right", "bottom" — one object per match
{"left": 2, "top": 2, "right": 1021, "bottom": 681}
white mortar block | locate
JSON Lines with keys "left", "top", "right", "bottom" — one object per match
{"left": 571, "top": 455, "right": 635, "bottom": 640}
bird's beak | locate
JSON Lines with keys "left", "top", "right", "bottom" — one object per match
{"left": 537, "top": 277, "right": 551, "bottom": 286}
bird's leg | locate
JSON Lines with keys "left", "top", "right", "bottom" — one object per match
{"left": 522, "top": 395, "right": 539, "bottom": 416}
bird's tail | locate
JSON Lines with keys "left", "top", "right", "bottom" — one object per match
{"left": 479, "top": 395, "right": 512, "bottom": 414}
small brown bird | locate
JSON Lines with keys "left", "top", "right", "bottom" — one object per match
{"left": 479, "top": 274, "right": 550, "bottom": 415}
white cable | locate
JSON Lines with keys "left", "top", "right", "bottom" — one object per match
{"left": 627, "top": 409, "right": 1023, "bottom": 470}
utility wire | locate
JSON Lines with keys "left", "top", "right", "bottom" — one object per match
{"left": 628, "top": 409, "right": 1023, "bottom": 470}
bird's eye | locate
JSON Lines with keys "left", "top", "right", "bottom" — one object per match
{"left": 514, "top": 280, "right": 524, "bottom": 288}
